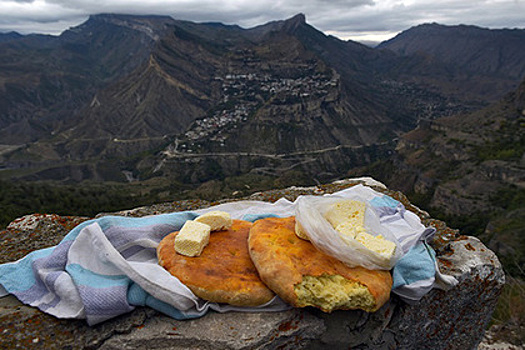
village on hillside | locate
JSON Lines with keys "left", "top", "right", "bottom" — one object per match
{"left": 172, "top": 68, "right": 339, "bottom": 154}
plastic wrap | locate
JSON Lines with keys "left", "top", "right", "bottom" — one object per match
{"left": 295, "top": 194, "right": 403, "bottom": 270}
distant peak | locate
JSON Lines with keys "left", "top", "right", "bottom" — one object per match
{"left": 282, "top": 13, "right": 307, "bottom": 33}
{"left": 418, "top": 22, "right": 441, "bottom": 27}
{"left": 408, "top": 22, "right": 488, "bottom": 34}
{"left": 1, "top": 31, "right": 21, "bottom": 35}
{"left": 75, "top": 13, "right": 175, "bottom": 40}
{"left": 88, "top": 13, "right": 121, "bottom": 21}
{"left": 0, "top": 31, "right": 23, "bottom": 43}
{"left": 288, "top": 13, "right": 306, "bottom": 24}
{"left": 88, "top": 13, "right": 173, "bottom": 22}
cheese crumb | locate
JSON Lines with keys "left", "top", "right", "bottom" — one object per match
{"left": 334, "top": 221, "right": 366, "bottom": 238}
{"left": 174, "top": 220, "right": 211, "bottom": 257}
{"left": 294, "top": 221, "right": 310, "bottom": 240}
{"left": 195, "top": 211, "right": 232, "bottom": 231}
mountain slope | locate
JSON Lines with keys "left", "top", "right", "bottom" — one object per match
{"left": 380, "top": 23, "right": 525, "bottom": 79}
{"left": 0, "top": 14, "right": 175, "bottom": 143}
{"left": 364, "top": 78, "right": 525, "bottom": 276}
{"left": 144, "top": 16, "right": 403, "bottom": 182}
{"left": 19, "top": 15, "right": 404, "bottom": 176}
{"left": 379, "top": 23, "right": 525, "bottom": 102}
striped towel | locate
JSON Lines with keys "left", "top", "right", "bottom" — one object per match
{"left": 0, "top": 184, "right": 457, "bottom": 325}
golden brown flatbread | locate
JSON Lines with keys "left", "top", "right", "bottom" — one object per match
{"left": 157, "top": 219, "right": 274, "bottom": 306}
{"left": 248, "top": 216, "right": 392, "bottom": 312}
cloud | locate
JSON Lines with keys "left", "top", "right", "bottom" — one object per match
{"left": 0, "top": 0, "right": 523, "bottom": 40}
{"left": 306, "top": 0, "right": 525, "bottom": 40}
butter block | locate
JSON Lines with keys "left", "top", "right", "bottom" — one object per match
{"left": 294, "top": 221, "right": 310, "bottom": 241}
{"left": 174, "top": 220, "right": 211, "bottom": 257}
{"left": 195, "top": 211, "right": 232, "bottom": 231}
{"left": 324, "top": 200, "right": 366, "bottom": 228}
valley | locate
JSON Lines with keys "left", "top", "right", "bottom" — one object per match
{"left": 1, "top": 14, "right": 524, "bottom": 248}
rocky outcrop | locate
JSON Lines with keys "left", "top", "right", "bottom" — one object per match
{"left": 0, "top": 179, "right": 504, "bottom": 349}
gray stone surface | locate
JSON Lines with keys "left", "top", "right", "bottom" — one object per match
{"left": 101, "top": 309, "right": 325, "bottom": 350}
{"left": 0, "top": 179, "right": 506, "bottom": 349}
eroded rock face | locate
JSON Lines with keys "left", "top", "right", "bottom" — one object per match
{"left": 0, "top": 179, "right": 505, "bottom": 349}
{"left": 387, "top": 237, "right": 504, "bottom": 350}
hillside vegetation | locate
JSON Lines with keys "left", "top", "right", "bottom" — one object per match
{"left": 355, "top": 79, "right": 525, "bottom": 279}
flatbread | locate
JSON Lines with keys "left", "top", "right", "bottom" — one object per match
{"left": 157, "top": 219, "right": 274, "bottom": 306}
{"left": 248, "top": 216, "right": 392, "bottom": 312}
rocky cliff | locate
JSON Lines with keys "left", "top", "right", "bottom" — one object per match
{"left": 0, "top": 178, "right": 505, "bottom": 349}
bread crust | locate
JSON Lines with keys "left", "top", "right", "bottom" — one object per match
{"left": 248, "top": 216, "right": 392, "bottom": 312}
{"left": 157, "top": 219, "right": 274, "bottom": 306}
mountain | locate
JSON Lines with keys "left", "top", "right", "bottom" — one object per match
{"left": 1, "top": 14, "right": 524, "bottom": 184}
{"left": 379, "top": 23, "right": 525, "bottom": 102}
{"left": 0, "top": 31, "right": 23, "bottom": 43}
{"left": 0, "top": 14, "right": 175, "bottom": 143}
{"left": 379, "top": 23, "right": 525, "bottom": 79}
{"left": 70, "top": 13, "right": 397, "bottom": 148}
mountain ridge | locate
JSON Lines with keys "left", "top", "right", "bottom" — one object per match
{"left": 379, "top": 22, "right": 525, "bottom": 80}
{"left": 1, "top": 14, "right": 524, "bottom": 184}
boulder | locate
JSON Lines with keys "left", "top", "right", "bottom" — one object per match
{"left": 0, "top": 178, "right": 504, "bottom": 349}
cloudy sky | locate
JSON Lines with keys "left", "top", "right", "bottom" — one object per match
{"left": 0, "top": 0, "right": 524, "bottom": 43}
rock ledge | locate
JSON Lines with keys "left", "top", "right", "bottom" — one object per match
{"left": 0, "top": 178, "right": 504, "bottom": 349}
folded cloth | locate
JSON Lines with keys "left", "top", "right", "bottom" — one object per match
{"left": 0, "top": 185, "right": 457, "bottom": 325}
{"left": 392, "top": 241, "right": 459, "bottom": 303}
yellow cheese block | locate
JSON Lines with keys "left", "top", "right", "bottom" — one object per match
{"left": 354, "top": 232, "right": 396, "bottom": 261}
{"left": 324, "top": 200, "right": 366, "bottom": 228}
{"left": 195, "top": 211, "right": 232, "bottom": 231}
{"left": 334, "top": 221, "right": 366, "bottom": 238}
{"left": 329, "top": 200, "right": 396, "bottom": 261}
{"left": 174, "top": 220, "right": 211, "bottom": 257}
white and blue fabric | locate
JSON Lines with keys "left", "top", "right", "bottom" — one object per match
{"left": 0, "top": 184, "right": 458, "bottom": 325}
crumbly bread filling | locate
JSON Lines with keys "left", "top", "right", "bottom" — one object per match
{"left": 294, "top": 274, "right": 376, "bottom": 312}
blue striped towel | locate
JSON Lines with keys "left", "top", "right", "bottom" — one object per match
{"left": 0, "top": 184, "right": 457, "bottom": 325}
